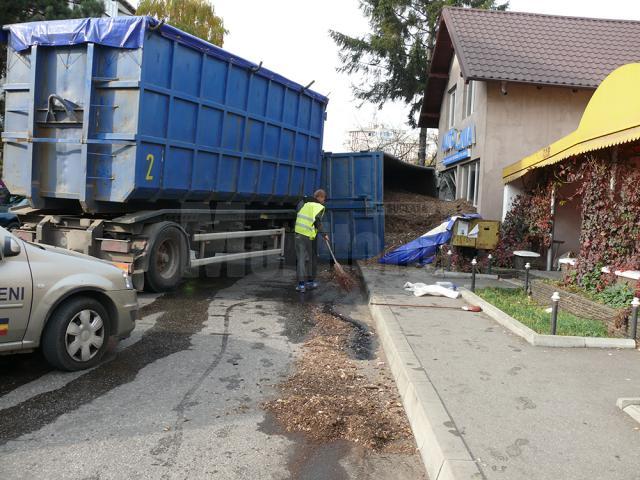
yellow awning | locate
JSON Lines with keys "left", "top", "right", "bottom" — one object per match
{"left": 503, "top": 63, "right": 640, "bottom": 184}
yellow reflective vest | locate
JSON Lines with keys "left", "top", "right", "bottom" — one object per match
{"left": 295, "top": 201, "right": 325, "bottom": 240}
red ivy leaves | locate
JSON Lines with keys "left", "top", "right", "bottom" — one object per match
{"left": 494, "top": 184, "right": 553, "bottom": 267}
{"left": 497, "top": 149, "right": 640, "bottom": 279}
{"left": 572, "top": 154, "right": 640, "bottom": 285}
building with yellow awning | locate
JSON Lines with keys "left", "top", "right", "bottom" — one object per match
{"left": 502, "top": 63, "right": 640, "bottom": 272}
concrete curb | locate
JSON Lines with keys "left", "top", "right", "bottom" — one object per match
{"left": 459, "top": 288, "right": 637, "bottom": 349}
{"left": 358, "top": 264, "right": 483, "bottom": 480}
{"left": 428, "top": 269, "right": 499, "bottom": 280}
{"left": 617, "top": 398, "right": 640, "bottom": 424}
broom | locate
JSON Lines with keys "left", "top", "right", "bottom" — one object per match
{"left": 323, "top": 236, "right": 357, "bottom": 291}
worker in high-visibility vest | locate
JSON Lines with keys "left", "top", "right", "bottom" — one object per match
{"left": 294, "top": 189, "right": 328, "bottom": 292}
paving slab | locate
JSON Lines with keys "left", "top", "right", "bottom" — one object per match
{"left": 361, "top": 263, "right": 640, "bottom": 480}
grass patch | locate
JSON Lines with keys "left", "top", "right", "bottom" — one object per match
{"left": 475, "top": 287, "right": 609, "bottom": 337}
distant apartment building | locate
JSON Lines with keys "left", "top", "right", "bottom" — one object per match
{"left": 68, "top": 0, "right": 135, "bottom": 17}
{"left": 347, "top": 124, "right": 436, "bottom": 165}
{"left": 419, "top": 7, "right": 640, "bottom": 219}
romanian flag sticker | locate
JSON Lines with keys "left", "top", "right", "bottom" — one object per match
{"left": 0, "top": 318, "right": 8, "bottom": 336}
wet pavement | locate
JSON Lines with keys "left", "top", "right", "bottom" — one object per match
{"left": 0, "top": 260, "right": 426, "bottom": 480}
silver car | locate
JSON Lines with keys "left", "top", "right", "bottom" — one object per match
{"left": 0, "top": 226, "right": 137, "bottom": 371}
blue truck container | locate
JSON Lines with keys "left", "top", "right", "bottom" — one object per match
{"left": 319, "top": 151, "right": 384, "bottom": 261}
{"left": 2, "top": 16, "right": 327, "bottom": 211}
{"left": 318, "top": 151, "right": 435, "bottom": 261}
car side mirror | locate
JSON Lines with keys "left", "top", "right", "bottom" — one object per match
{"left": 1, "top": 236, "right": 21, "bottom": 260}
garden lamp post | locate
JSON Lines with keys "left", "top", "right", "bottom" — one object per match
{"left": 630, "top": 297, "right": 640, "bottom": 340}
{"left": 447, "top": 249, "right": 452, "bottom": 272}
{"left": 550, "top": 291, "right": 560, "bottom": 335}
{"left": 487, "top": 253, "right": 493, "bottom": 275}
{"left": 471, "top": 258, "right": 477, "bottom": 292}
{"left": 524, "top": 262, "right": 531, "bottom": 295}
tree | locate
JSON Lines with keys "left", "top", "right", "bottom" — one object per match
{"left": 346, "top": 119, "right": 438, "bottom": 165}
{"left": 330, "top": 0, "right": 508, "bottom": 165}
{"left": 0, "top": 0, "right": 105, "bottom": 29}
{"left": 136, "top": 0, "right": 226, "bottom": 47}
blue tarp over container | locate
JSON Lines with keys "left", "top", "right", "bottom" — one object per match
{"left": 379, "top": 214, "right": 481, "bottom": 266}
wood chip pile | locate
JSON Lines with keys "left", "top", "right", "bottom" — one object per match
{"left": 263, "top": 306, "right": 415, "bottom": 452}
{"left": 374, "top": 190, "right": 476, "bottom": 262}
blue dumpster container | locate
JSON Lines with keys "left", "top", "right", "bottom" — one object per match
{"left": 2, "top": 17, "right": 328, "bottom": 211}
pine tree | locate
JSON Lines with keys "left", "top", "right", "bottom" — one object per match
{"left": 330, "top": 0, "right": 508, "bottom": 165}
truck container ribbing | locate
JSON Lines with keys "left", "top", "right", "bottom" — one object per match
{"left": 2, "top": 16, "right": 328, "bottom": 212}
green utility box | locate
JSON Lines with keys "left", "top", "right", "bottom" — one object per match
{"left": 451, "top": 219, "right": 500, "bottom": 250}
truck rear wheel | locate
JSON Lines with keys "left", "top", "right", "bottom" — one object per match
{"left": 145, "top": 225, "right": 186, "bottom": 292}
{"left": 42, "top": 297, "right": 111, "bottom": 371}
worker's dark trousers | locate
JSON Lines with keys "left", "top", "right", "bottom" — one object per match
{"left": 295, "top": 233, "right": 317, "bottom": 283}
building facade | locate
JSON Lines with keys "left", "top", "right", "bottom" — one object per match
{"left": 346, "top": 124, "right": 435, "bottom": 164}
{"left": 102, "top": 0, "right": 136, "bottom": 17}
{"left": 68, "top": 0, "right": 135, "bottom": 17}
{"left": 420, "top": 7, "right": 640, "bottom": 220}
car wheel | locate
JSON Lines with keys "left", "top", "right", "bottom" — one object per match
{"left": 41, "top": 297, "right": 111, "bottom": 371}
{"left": 145, "top": 226, "right": 186, "bottom": 292}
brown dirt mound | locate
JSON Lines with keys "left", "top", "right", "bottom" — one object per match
{"left": 263, "top": 307, "right": 414, "bottom": 452}
{"left": 370, "top": 190, "right": 476, "bottom": 262}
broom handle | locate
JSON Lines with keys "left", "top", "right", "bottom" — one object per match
{"left": 323, "top": 236, "right": 340, "bottom": 265}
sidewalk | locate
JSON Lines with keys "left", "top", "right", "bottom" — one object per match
{"left": 360, "top": 263, "right": 640, "bottom": 480}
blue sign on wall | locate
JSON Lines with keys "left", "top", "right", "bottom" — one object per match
{"left": 441, "top": 125, "right": 475, "bottom": 152}
{"left": 443, "top": 149, "right": 471, "bottom": 166}
{"left": 442, "top": 129, "right": 458, "bottom": 151}
{"left": 440, "top": 124, "right": 475, "bottom": 167}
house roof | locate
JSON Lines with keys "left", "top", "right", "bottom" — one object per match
{"left": 419, "top": 7, "right": 640, "bottom": 128}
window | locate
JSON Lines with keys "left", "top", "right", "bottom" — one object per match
{"left": 464, "top": 81, "right": 475, "bottom": 117}
{"left": 438, "top": 169, "right": 457, "bottom": 201}
{"left": 458, "top": 160, "right": 479, "bottom": 206}
{"left": 447, "top": 86, "right": 457, "bottom": 128}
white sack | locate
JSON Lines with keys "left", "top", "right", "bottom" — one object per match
{"left": 403, "top": 282, "right": 460, "bottom": 299}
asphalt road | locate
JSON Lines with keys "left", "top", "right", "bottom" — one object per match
{"left": 0, "top": 262, "right": 425, "bottom": 480}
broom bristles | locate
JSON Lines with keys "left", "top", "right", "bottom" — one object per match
{"left": 333, "top": 265, "right": 356, "bottom": 291}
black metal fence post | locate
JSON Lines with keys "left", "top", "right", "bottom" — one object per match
{"left": 550, "top": 291, "right": 560, "bottom": 335}
{"left": 471, "top": 258, "right": 477, "bottom": 292}
{"left": 630, "top": 297, "right": 639, "bottom": 340}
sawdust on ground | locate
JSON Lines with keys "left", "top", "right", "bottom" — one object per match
{"left": 263, "top": 306, "right": 415, "bottom": 453}
{"left": 370, "top": 190, "right": 476, "bottom": 262}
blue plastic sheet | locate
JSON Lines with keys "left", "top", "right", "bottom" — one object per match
{"left": 4, "top": 16, "right": 328, "bottom": 103}
{"left": 379, "top": 214, "right": 481, "bottom": 266}
{"left": 7, "top": 16, "right": 148, "bottom": 51}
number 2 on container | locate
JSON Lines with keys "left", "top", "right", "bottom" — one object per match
{"left": 146, "top": 154, "right": 154, "bottom": 181}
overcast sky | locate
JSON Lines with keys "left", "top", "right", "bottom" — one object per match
{"left": 140, "top": 1, "right": 640, "bottom": 151}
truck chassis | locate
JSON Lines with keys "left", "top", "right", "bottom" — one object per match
{"left": 12, "top": 206, "right": 295, "bottom": 292}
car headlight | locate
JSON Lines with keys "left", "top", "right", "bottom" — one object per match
{"left": 123, "top": 271, "right": 134, "bottom": 290}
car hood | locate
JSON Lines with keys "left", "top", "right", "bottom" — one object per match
{"left": 23, "top": 241, "right": 123, "bottom": 280}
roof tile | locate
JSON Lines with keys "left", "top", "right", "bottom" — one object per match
{"left": 443, "top": 7, "right": 640, "bottom": 87}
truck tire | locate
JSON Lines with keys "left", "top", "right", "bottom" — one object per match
{"left": 145, "top": 225, "right": 186, "bottom": 292}
{"left": 41, "top": 297, "right": 111, "bottom": 371}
